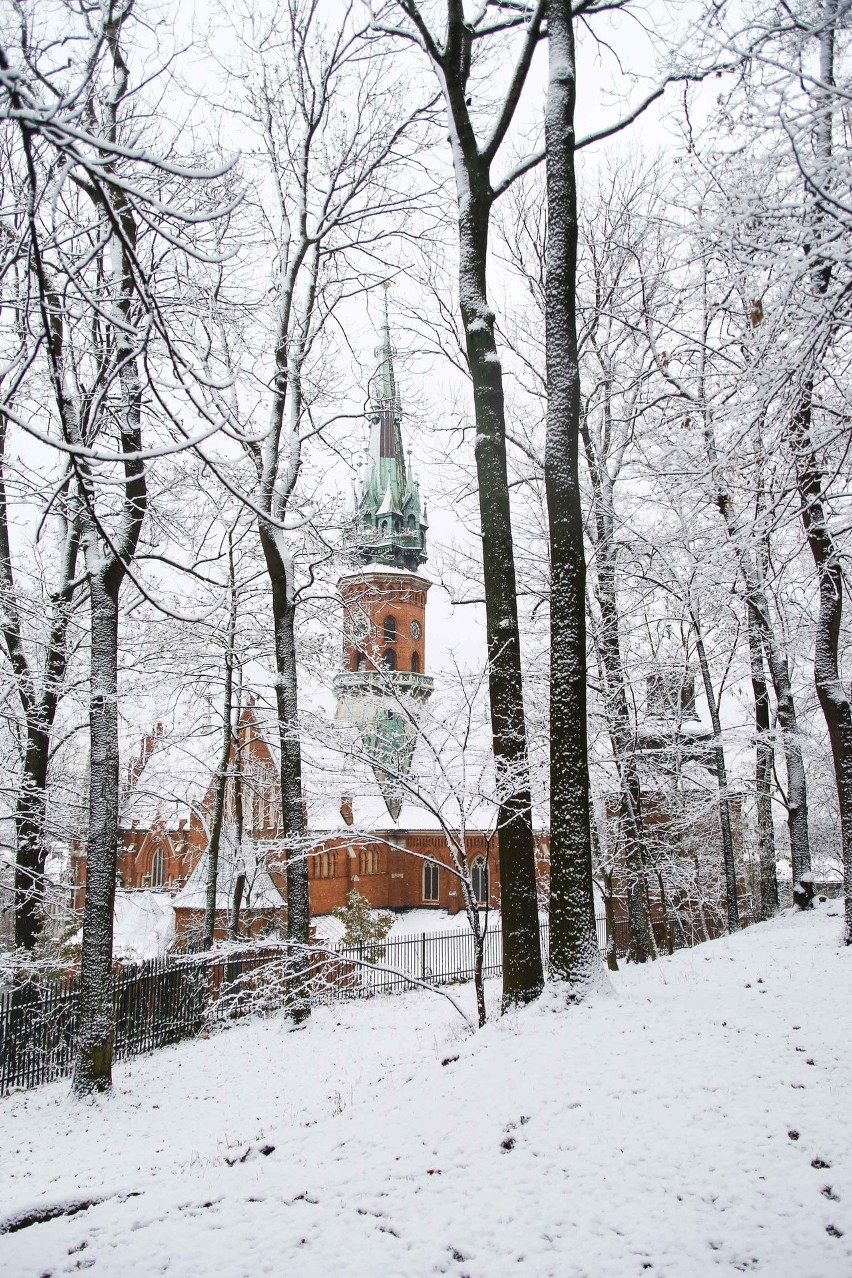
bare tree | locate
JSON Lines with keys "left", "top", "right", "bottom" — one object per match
{"left": 379, "top": 0, "right": 549, "bottom": 1007}
{"left": 307, "top": 654, "right": 509, "bottom": 1028}
{"left": 1, "top": 0, "right": 233, "bottom": 1089}
{"left": 713, "top": 0, "right": 852, "bottom": 929}
{"left": 208, "top": 0, "right": 436, "bottom": 1018}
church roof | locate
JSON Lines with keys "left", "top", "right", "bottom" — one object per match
{"left": 342, "top": 289, "right": 428, "bottom": 571}
{"left": 172, "top": 836, "right": 285, "bottom": 912}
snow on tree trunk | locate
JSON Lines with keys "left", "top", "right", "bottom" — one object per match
{"left": 582, "top": 441, "right": 656, "bottom": 965}
{"left": 791, "top": 376, "right": 852, "bottom": 938}
{"left": 260, "top": 527, "right": 311, "bottom": 1020}
{"left": 788, "top": 3, "right": 850, "bottom": 937}
{"left": 544, "top": 0, "right": 603, "bottom": 994}
{"left": 747, "top": 605, "right": 779, "bottom": 919}
{"left": 73, "top": 573, "right": 120, "bottom": 1094}
{"left": 693, "top": 624, "right": 739, "bottom": 933}
{"left": 204, "top": 549, "right": 238, "bottom": 949}
{"left": 73, "top": 55, "right": 147, "bottom": 1089}
{"left": 702, "top": 407, "right": 804, "bottom": 906}
{"left": 1, "top": 435, "right": 79, "bottom": 949}
{"left": 456, "top": 205, "right": 544, "bottom": 1008}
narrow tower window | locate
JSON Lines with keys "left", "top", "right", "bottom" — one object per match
{"left": 383, "top": 616, "right": 396, "bottom": 642}
{"left": 150, "top": 847, "right": 165, "bottom": 889}
{"left": 411, "top": 651, "right": 420, "bottom": 674}
{"left": 383, "top": 649, "right": 396, "bottom": 670}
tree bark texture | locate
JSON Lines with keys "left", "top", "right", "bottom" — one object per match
{"left": 260, "top": 526, "right": 311, "bottom": 1017}
{"left": 544, "top": 0, "right": 602, "bottom": 991}
{"left": 457, "top": 217, "right": 544, "bottom": 1006}
{"left": 583, "top": 444, "right": 655, "bottom": 964}
{"left": 694, "top": 626, "right": 740, "bottom": 932}
{"left": 1, "top": 431, "right": 79, "bottom": 949}
{"left": 787, "top": 3, "right": 849, "bottom": 933}
{"left": 203, "top": 610, "right": 236, "bottom": 950}
{"left": 436, "top": 41, "right": 545, "bottom": 1007}
{"left": 747, "top": 605, "right": 779, "bottom": 918}
{"left": 73, "top": 574, "right": 120, "bottom": 1094}
{"left": 72, "top": 100, "right": 147, "bottom": 1092}
{"left": 791, "top": 377, "right": 852, "bottom": 940}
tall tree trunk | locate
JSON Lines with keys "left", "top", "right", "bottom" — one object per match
{"left": 229, "top": 872, "right": 246, "bottom": 942}
{"left": 701, "top": 349, "right": 807, "bottom": 900}
{"left": 396, "top": 0, "right": 545, "bottom": 1009}
{"left": 583, "top": 466, "right": 655, "bottom": 964}
{"left": 792, "top": 401, "right": 852, "bottom": 936}
{"left": 544, "top": 0, "right": 601, "bottom": 991}
{"left": 203, "top": 663, "right": 234, "bottom": 950}
{"left": 73, "top": 572, "right": 120, "bottom": 1094}
{"left": 260, "top": 528, "right": 311, "bottom": 1018}
{"left": 203, "top": 543, "right": 238, "bottom": 949}
{"left": 599, "top": 867, "right": 619, "bottom": 972}
{"left": 72, "top": 68, "right": 147, "bottom": 1090}
{"left": 456, "top": 201, "right": 543, "bottom": 1007}
{"left": 747, "top": 605, "right": 779, "bottom": 918}
{"left": 655, "top": 869, "right": 674, "bottom": 955}
{"left": 761, "top": 632, "right": 812, "bottom": 893}
{"left": 784, "top": 2, "right": 847, "bottom": 926}
{"left": 693, "top": 624, "right": 740, "bottom": 932}
{"left": 1, "top": 431, "right": 80, "bottom": 949}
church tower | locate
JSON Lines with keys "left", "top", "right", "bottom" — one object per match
{"left": 335, "top": 291, "right": 433, "bottom": 821}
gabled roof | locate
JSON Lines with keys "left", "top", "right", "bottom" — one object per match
{"left": 120, "top": 704, "right": 279, "bottom": 832}
{"left": 172, "top": 833, "right": 285, "bottom": 912}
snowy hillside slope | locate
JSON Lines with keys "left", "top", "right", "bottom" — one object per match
{"left": 1, "top": 902, "right": 850, "bottom": 1277}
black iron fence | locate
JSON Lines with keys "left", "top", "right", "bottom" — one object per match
{"left": 0, "top": 911, "right": 631, "bottom": 1096}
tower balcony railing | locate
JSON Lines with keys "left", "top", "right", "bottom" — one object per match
{"left": 341, "top": 526, "right": 424, "bottom": 548}
{"left": 334, "top": 669, "right": 434, "bottom": 700}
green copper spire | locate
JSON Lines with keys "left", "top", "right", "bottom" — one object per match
{"left": 344, "top": 286, "right": 428, "bottom": 570}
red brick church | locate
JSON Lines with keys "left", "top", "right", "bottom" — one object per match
{"left": 71, "top": 304, "right": 526, "bottom": 943}
{"left": 70, "top": 305, "right": 742, "bottom": 949}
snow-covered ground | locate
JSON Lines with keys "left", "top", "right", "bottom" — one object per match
{"left": 1, "top": 902, "right": 850, "bottom": 1277}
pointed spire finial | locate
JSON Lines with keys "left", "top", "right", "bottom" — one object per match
{"left": 380, "top": 280, "right": 395, "bottom": 402}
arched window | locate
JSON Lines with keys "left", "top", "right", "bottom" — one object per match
{"left": 407, "top": 514, "right": 416, "bottom": 531}
{"left": 359, "top": 847, "right": 380, "bottom": 876}
{"left": 411, "top": 651, "right": 421, "bottom": 674}
{"left": 314, "top": 851, "right": 336, "bottom": 879}
{"left": 381, "top": 520, "right": 389, "bottom": 535}
{"left": 356, "top": 651, "right": 367, "bottom": 671}
{"left": 383, "top": 616, "right": 396, "bottom": 643}
{"left": 471, "top": 856, "right": 489, "bottom": 905}
{"left": 383, "top": 649, "right": 396, "bottom": 670}
{"left": 423, "top": 861, "right": 439, "bottom": 902}
{"left": 150, "top": 847, "right": 165, "bottom": 889}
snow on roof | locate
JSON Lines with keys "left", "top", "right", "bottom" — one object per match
{"left": 172, "top": 836, "right": 284, "bottom": 912}
{"left": 121, "top": 732, "right": 220, "bottom": 830}
{"left": 120, "top": 707, "right": 280, "bottom": 832}
{"left": 68, "top": 889, "right": 174, "bottom": 961}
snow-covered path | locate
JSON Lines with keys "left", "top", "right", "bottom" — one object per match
{"left": 1, "top": 902, "right": 850, "bottom": 1277}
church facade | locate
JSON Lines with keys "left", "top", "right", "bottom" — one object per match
{"left": 69, "top": 302, "right": 742, "bottom": 950}
{"left": 71, "top": 304, "right": 526, "bottom": 943}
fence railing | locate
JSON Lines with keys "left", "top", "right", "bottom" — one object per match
{"left": 0, "top": 911, "right": 636, "bottom": 1096}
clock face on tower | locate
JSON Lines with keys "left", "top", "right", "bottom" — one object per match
{"left": 409, "top": 620, "right": 422, "bottom": 641}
